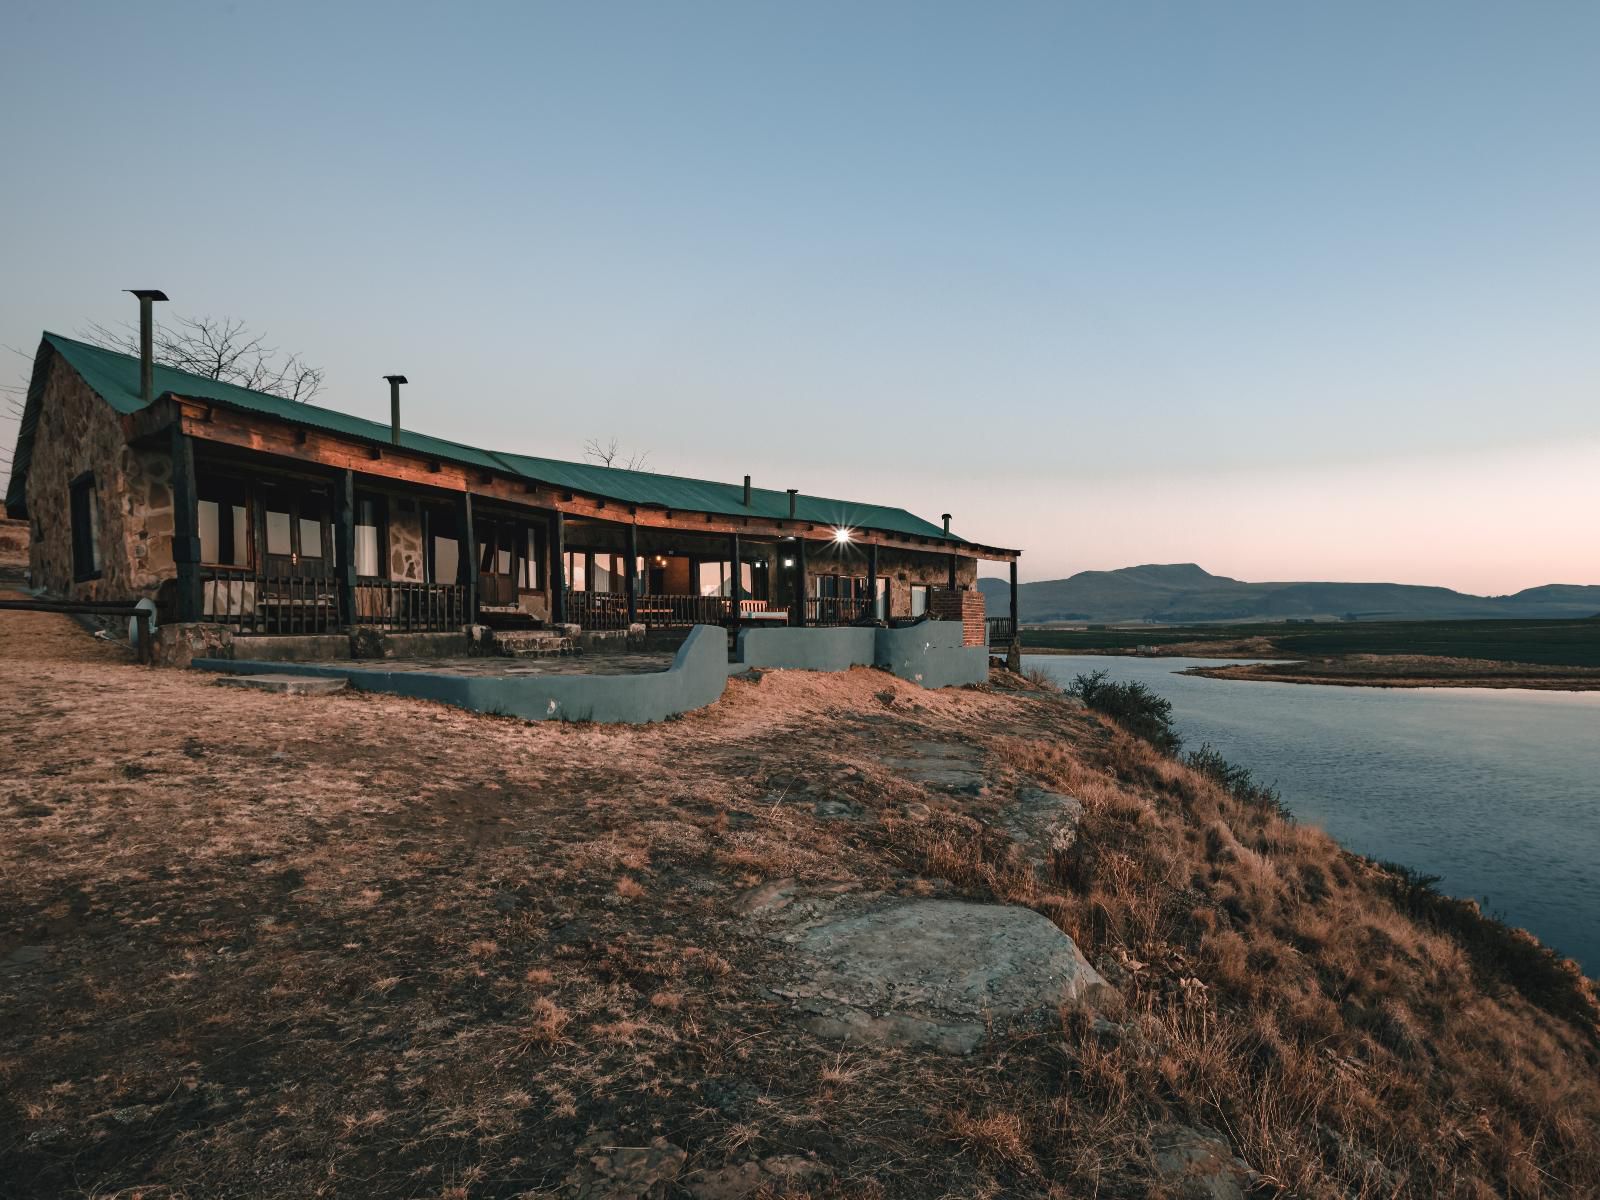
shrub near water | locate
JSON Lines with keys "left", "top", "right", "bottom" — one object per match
{"left": 1011, "top": 667, "right": 1600, "bottom": 1196}
{"left": 1066, "top": 669, "right": 1181, "bottom": 753}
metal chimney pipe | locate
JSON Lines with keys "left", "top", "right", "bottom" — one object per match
{"left": 384, "top": 375, "right": 408, "bottom": 445}
{"left": 743, "top": 475, "right": 752, "bottom": 506}
{"left": 942, "top": 513, "right": 952, "bottom": 536}
{"left": 787, "top": 488, "right": 798, "bottom": 519}
{"left": 125, "top": 290, "right": 168, "bottom": 404}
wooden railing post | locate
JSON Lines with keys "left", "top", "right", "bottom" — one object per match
{"left": 867, "top": 542, "right": 879, "bottom": 623}
{"left": 729, "top": 531, "right": 741, "bottom": 636}
{"left": 549, "top": 510, "right": 566, "bottom": 625}
{"left": 626, "top": 524, "right": 638, "bottom": 627}
{"left": 460, "top": 492, "right": 478, "bottom": 625}
{"left": 334, "top": 469, "right": 357, "bottom": 627}
{"left": 793, "top": 537, "right": 807, "bottom": 627}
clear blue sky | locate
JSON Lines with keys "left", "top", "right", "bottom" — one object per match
{"left": 3, "top": 1, "right": 1596, "bottom": 591}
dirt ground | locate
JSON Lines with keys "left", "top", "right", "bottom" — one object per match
{"left": 0, "top": 602, "right": 1092, "bottom": 1198}
{"left": 5, "top": 603, "right": 1599, "bottom": 1199}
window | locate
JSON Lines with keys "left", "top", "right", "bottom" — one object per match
{"left": 426, "top": 506, "right": 459, "bottom": 584}
{"left": 297, "top": 517, "right": 324, "bottom": 559}
{"left": 699, "top": 560, "right": 748, "bottom": 598}
{"left": 265, "top": 509, "right": 292, "bottom": 556}
{"left": 519, "top": 528, "right": 540, "bottom": 589}
{"left": 564, "top": 550, "right": 588, "bottom": 591}
{"left": 198, "top": 499, "right": 250, "bottom": 567}
{"left": 355, "top": 495, "right": 385, "bottom": 578}
{"left": 910, "top": 584, "right": 929, "bottom": 617}
{"left": 69, "top": 473, "right": 101, "bottom": 580}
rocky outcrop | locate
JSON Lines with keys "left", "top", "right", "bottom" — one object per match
{"left": 1147, "top": 1124, "right": 1259, "bottom": 1200}
{"left": 760, "top": 893, "right": 1110, "bottom": 1054}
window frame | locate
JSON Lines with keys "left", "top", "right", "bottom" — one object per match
{"left": 69, "top": 471, "right": 102, "bottom": 582}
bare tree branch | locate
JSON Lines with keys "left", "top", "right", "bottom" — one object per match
{"left": 583, "top": 437, "right": 651, "bottom": 472}
{"left": 80, "top": 315, "right": 324, "bottom": 404}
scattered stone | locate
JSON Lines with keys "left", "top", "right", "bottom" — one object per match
{"left": 773, "top": 898, "right": 1110, "bottom": 1053}
{"left": 212, "top": 674, "right": 349, "bottom": 696}
{"left": 687, "top": 1155, "right": 831, "bottom": 1199}
{"left": 735, "top": 878, "right": 800, "bottom": 916}
{"left": 562, "top": 1135, "right": 687, "bottom": 1199}
{"left": 813, "top": 797, "right": 861, "bottom": 820}
{"left": 1148, "top": 1124, "right": 1259, "bottom": 1200}
{"left": 1002, "top": 786, "right": 1084, "bottom": 874}
{"left": 1, "top": 945, "right": 48, "bottom": 975}
{"left": 879, "top": 740, "right": 988, "bottom": 796}
{"left": 106, "top": 1103, "right": 162, "bottom": 1126}
{"left": 736, "top": 877, "right": 860, "bottom": 917}
{"left": 901, "top": 801, "right": 931, "bottom": 822}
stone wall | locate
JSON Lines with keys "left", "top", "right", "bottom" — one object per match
{"left": 929, "top": 587, "right": 987, "bottom": 647}
{"left": 387, "top": 500, "right": 426, "bottom": 582}
{"left": 802, "top": 543, "right": 977, "bottom": 618}
{"left": 26, "top": 357, "right": 174, "bottom": 604}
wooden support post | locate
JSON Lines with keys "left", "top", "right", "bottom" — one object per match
{"left": 461, "top": 491, "right": 478, "bottom": 624}
{"left": 867, "top": 542, "right": 879, "bottom": 623}
{"left": 729, "top": 531, "right": 741, "bottom": 635}
{"left": 334, "top": 469, "right": 357, "bottom": 627}
{"left": 947, "top": 552, "right": 958, "bottom": 592}
{"left": 625, "top": 523, "right": 638, "bottom": 626}
{"left": 1009, "top": 559, "right": 1020, "bottom": 635}
{"left": 169, "top": 423, "right": 201, "bottom": 623}
{"left": 794, "top": 537, "right": 807, "bottom": 626}
{"left": 1008, "top": 558, "right": 1022, "bottom": 673}
{"left": 549, "top": 510, "right": 566, "bottom": 625}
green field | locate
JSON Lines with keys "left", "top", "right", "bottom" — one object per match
{"left": 1021, "top": 616, "right": 1600, "bottom": 668}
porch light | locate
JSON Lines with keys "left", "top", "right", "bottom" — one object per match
{"left": 782, "top": 557, "right": 794, "bottom": 568}
{"left": 832, "top": 527, "right": 853, "bottom": 545}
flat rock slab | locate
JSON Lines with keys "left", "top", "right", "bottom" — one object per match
{"left": 877, "top": 739, "right": 988, "bottom": 795}
{"left": 774, "top": 897, "right": 1107, "bottom": 1053}
{"left": 1002, "top": 786, "right": 1084, "bottom": 873}
{"left": 212, "top": 674, "right": 349, "bottom": 696}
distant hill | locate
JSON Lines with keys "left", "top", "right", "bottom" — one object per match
{"left": 977, "top": 563, "right": 1600, "bottom": 624}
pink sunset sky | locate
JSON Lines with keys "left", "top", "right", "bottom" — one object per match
{"left": 2, "top": 5, "right": 1597, "bottom": 596}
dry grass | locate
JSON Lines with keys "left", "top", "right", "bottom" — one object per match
{"left": 0, "top": 604, "right": 1596, "bottom": 1198}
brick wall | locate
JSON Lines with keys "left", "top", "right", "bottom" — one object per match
{"left": 929, "top": 587, "right": 985, "bottom": 647}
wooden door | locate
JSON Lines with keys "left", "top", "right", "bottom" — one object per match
{"left": 477, "top": 519, "right": 518, "bottom": 606}
{"left": 259, "top": 483, "right": 333, "bottom": 580}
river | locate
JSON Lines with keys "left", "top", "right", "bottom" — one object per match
{"left": 1025, "top": 655, "right": 1600, "bottom": 974}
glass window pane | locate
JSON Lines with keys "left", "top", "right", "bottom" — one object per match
{"left": 911, "top": 585, "right": 928, "bottom": 617}
{"left": 87, "top": 486, "right": 101, "bottom": 571}
{"left": 698, "top": 562, "right": 726, "bottom": 597}
{"left": 356, "top": 526, "right": 379, "bottom": 576}
{"left": 298, "top": 518, "right": 323, "bottom": 557}
{"left": 198, "top": 500, "right": 220, "bottom": 564}
{"left": 433, "top": 536, "right": 458, "bottom": 584}
{"left": 266, "top": 510, "right": 292, "bottom": 556}
{"left": 566, "top": 551, "right": 586, "bottom": 591}
{"left": 521, "top": 529, "right": 539, "bottom": 589}
{"left": 230, "top": 505, "right": 250, "bottom": 566}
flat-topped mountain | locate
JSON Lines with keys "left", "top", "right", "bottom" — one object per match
{"left": 979, "top": 563, "right": 1600, "bottom": 624}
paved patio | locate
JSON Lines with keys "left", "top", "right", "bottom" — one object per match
{"left": 304, "top": 650, "right": 680, "bottom": 677}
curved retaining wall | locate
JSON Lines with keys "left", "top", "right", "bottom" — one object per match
{"left": 195, "top": 624, "right": 730, "bottom": 724}
{"left": 734, "top": 620, "right": 989, "bottom": 689}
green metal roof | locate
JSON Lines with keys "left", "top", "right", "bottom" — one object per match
{"left": 20, "top": 332, "right": 979, "bottom": 546}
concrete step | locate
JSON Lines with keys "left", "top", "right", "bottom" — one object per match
{"left": 213, "top": 674, "right": 349, "bottom": 696}
{"left": 491, "top": 631, "right": 578, "bottom": 659}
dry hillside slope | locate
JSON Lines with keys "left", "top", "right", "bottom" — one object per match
{"left": 1, "top": 606, "right": 1597, "bottom": 1198}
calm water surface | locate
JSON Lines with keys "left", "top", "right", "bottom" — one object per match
{"left": 1026, "top": 655, "right": 1600, "bottom": 973}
